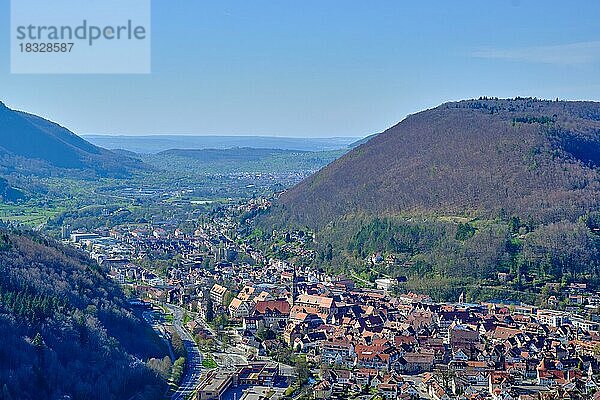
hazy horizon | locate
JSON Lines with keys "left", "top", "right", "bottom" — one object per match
{"left": 81, "top": 133, "right": 364, "bottom": 139}
{"left": 82, "top": 133, "right": 363, "bottom": 154}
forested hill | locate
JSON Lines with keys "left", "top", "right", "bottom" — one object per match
{"left": 0, "top": 101, "right": 146, "bottom": 177}
{"left": 258, "top": 98, "right": 600, "bottom": 300}
{"left": 271, "top": 98, "right": 600, "bottom": 227}
{"left": 0, "top": 230, "right": 168, "bottom": 400}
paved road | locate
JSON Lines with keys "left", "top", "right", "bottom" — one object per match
{"left": 165, "top": 304, "right": 204, "bottom": 400}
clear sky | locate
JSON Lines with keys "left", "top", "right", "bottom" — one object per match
{"left": 1, "top": 0, "right": 599, "bottom": 137}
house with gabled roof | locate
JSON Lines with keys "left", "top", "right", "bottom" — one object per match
{"left": 228, "top": 297, "right": 253, "bottom": 319}
{"left": 397, "top": 352, "right": 435, "bottom": 373}
{"left": 355, "top": 343, "right": 399, "bottom": 371}
{"left": 210, "top": 283, "right": 228, "bottom": 306}
{"left": 321, "top": 338, "right": 355, "bottom": 368}
{"left": 237, "top": 285, "right": 256, "bottom": 301}
{"left": 250, "top": 299, "right": 290, "bottom": 332}
{"left": 294, "top": 294, "right": 335, "bottom": 319}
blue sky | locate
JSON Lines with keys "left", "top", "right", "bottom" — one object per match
{"left": 1, "top": 0, "right": 599, "bottom": 137}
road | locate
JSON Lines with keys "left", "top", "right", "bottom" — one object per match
{"left": 165, "top": 304, "right": 204, "bottom": 400}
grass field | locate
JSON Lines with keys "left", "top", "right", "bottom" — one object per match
{"left": 202, "top": 358, "right": 217, "bottom": 369}
{"left": 0, "top": 203, "right": 66, "bottom": 227}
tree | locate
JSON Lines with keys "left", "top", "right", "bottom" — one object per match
{"left": 256, "top": 327, "right": 275, "bottom": 341}
{"left": 455, "top": 223, "right": 475, "bottom": 241}
{"left": 508, "top": 216, "right": 520, "bottom": 234}
{"left": 294, "top": 358, "right": 310, "bottom": 385}
{"left": 223, "top": 291, "right": 235, "bottom": 308}
{"left": 147, "top": 356, "right": 172, "bottom": 380}
{"left": 205, "top": 297, "right": 214, "bottom": 323}
{"left": 325, "top": 243, "right": 333, "bottom": 262}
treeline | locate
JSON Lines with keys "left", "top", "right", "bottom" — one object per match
{"left": 0, "top": 229, "right": 169, "bottom": 400}
{"left": 310, "top": 213, "right": 600, "bottom": 301}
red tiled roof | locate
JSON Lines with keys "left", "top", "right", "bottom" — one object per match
{"left": 254, "top": 300, "right": 290, "bottom": 315}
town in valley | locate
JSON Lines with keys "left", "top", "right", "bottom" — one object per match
{"left": 67, "top": 196, "right": 600, "bottom": 400}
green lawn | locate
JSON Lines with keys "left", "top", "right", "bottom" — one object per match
{"left": 0, "top": 203, "right": 66, "bottom": 226}
{"left": 202, "top": 358, "right": 217, "bottom": 369}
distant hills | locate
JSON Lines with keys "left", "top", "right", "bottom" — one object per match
{"left": 82, "top": 134, "right": 363, "bottom": 154}
{"left": 347, "top": 133, "right": 378, "bottom": 148}
{"left": 159, "top": 147, "right": 302, "bottom": 161}
{"left": 0, "top": 102, "right": 145, "bottom": 177}
{"left": 142, "top": 147, "right": 346, "bottom": 177}
{"left": 261, "top": 98, "right": 600, "bottom": 300}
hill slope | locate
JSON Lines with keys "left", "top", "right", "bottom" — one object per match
{"left": 0, "top": 230, "right": 168, "bottom": 400}
{"left": 0, "top": 102, "right": 145, "bottom": 177}
{"left": 273, "top": 98, "right": 600, "bottom": 226}
{"left": 260, "top": 98, "right": 600, "bottom": 300}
